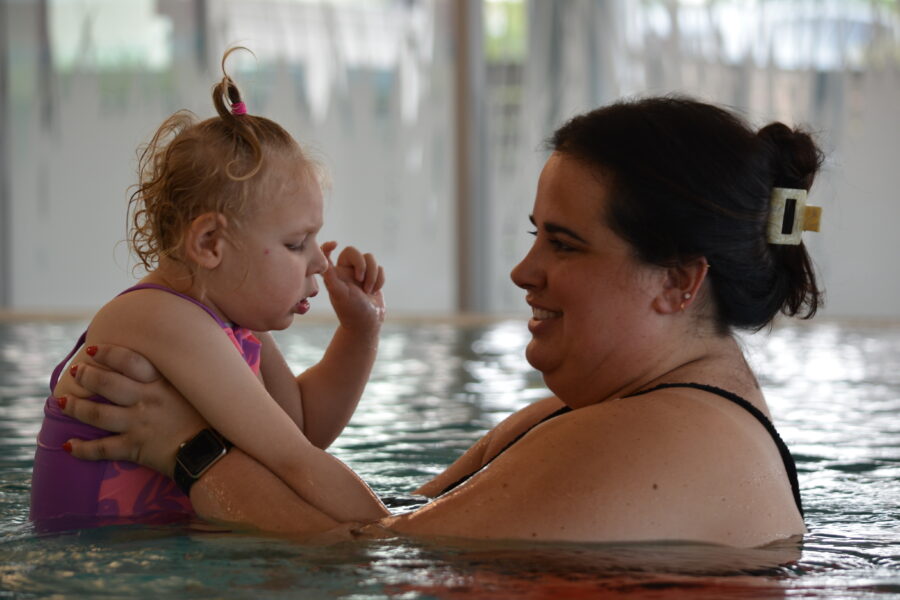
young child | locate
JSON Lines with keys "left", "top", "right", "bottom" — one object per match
{"left": 30, "top": 48, "right": 387, "bottom": 528}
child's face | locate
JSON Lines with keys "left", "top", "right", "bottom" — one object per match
{"left": 216, "top": 158, "right": 327, "bottom": 331}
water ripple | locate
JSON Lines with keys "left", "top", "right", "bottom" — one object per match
{"left": 1, "top": 320, "right": 899, "bottom": 597}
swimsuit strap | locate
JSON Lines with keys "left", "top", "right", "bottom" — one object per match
{"left": 123, "top": 283, "right": 229, "bottom": 328}
{"left": 48, "top": 283, "right": 229, "bottom": 392}
{"left": 437, "top": 405, "right": 573, "bottom": 496}
{"left": 439, "top": 382, "right": 804, "bottom": 518}
{"left": 626, "top": 382, "right": 804, "bottom": 517}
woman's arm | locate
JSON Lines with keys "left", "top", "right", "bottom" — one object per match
{"left": 63, "top": 361, "right": 671, "bottom": 542}
{"left": 413, "top": 395, "right": 566, "bottom": 497}
{"left": 64, "top": 345, "right": 612, "bottom": 541}
{"left": 189, "top": 450, "right": 344, "bottom": 535}
{"left": 64, "top": 347, "right": 803, "bottom": 546}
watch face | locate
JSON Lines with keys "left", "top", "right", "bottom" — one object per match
{"left": 178, "top": 429, "right": 228, "bottom": 476}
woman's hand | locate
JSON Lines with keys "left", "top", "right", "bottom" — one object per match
{"left": 320, "top": 241, "right": 385, "bottom": 334}
{"left": 59, "top": 345, "right": 208, "bottom": 478}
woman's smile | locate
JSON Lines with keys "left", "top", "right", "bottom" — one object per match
{"left": 511, "top": 153, "right": 664, "bottom": 400}
{"left": 530, "top": 305, "right": 562, "bottom": 321}
{"left": 527, "top": 302, "right": 563, "bottom": 335}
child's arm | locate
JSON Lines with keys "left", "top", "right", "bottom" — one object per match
{"left": 296, "top": 243, "right": 385, "bottom": 448}
{"left": 69, "top": 289, "right": 386, "bottom": 523}
{"left": 292, "top": 243, "right": 385, "bottom": 449}
{"left": 256, "top": 332, "right": 305, "bottom": 432}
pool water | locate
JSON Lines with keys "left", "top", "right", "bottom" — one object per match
{"left": 1, "top": 319, "right": 899, "bottom": 598}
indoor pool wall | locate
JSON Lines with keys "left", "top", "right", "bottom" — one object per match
{"left": 1, "top": 318, "right": 899, "bottom": 598}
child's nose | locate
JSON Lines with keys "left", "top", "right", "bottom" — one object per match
{"left": 310, "top": 245, "right": 328, "bottom": 275}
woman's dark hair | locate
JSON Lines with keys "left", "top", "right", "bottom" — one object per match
{"left": 551, "top": 95, "right": 824, "bottom": 332}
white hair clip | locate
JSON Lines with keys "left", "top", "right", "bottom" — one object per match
{"left": 767, "top": 187, "right": 822, "bottom": 245}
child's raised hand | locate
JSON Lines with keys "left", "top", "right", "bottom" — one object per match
{"left": 320, "top": 241, "right": 386, "bottom": 333}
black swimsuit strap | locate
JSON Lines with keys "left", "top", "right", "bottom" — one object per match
{"left": 631, "top": 383, "right": 804, "bottom": 517}
{"left": 437, "top": 382, "right": 804, "bottom": 519}
{"left": 437, "top": 405, "right": 573, "bottom": 496}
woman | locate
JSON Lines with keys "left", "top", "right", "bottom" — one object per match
{"left": 58, "top": 96, "right": 823, "bottom": 547}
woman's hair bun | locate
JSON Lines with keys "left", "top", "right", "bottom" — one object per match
{"left": 756, "top": 122, "right": 825, "bottom": 324}
{"left": 757, "top": 122, "right": 823, "bottom": 191}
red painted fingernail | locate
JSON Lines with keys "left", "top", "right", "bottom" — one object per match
{"left": 57, "top": 396, "right": 67, "bottom": 410}
{"left": 69, "top": 365, "right": 78, "bottom": 377}
{"left": 86, "top": 346, "right": 98, "bottom": 356}
{"left": 62, "top": 441, "right": 73, "bottom": 454}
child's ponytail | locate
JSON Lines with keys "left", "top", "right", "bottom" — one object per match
{"left": 212, "top": 46, "right": 264, "bottom": 181}
{"left": 128, "top": 47, "right": 308, "bottom": 272}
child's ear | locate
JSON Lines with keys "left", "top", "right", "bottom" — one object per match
{"left": 184, "top": 212, "right": 229, "bottom": 269}
{"left": 652, "top": 257, "right": 710, "bottom": 314}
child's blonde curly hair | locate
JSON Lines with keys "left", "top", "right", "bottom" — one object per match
{"left": 129, "top": 47, "right": 311, "bottom": 271}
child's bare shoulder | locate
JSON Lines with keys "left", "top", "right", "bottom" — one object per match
{"left": 87, "top": 286, "right": 222, "bottom": 350}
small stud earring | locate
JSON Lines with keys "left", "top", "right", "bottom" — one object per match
{"left": 680, "top": 292, "right": 692, "bottom": 311}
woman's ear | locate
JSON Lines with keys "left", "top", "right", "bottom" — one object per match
{"left": 652, "top": 257, "right": 710, "bottom": 314}
{"left": 184, "top": 212, "right": 229, "bottom": 269}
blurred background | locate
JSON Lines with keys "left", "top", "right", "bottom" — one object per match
{"left": 1, "top": 0, "right": 899, "bottom": 319}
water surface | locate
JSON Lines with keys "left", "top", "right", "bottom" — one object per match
{"left": 1, "top": 319, "right": 899, "bottom": 598}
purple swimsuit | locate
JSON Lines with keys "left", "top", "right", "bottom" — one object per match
{"left": 30, "top": 283, "right": 261, "bottom": 527}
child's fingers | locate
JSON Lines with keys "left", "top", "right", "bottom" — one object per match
{"left": 321, "top": 241, "right": 338, "bottom": 265}
{"left": 59, "top": 394, "right": 132, "bottom": 433}
{"left": 337, "top": 246, "right": 366, "bottom": 282}
{"left": 374, "top": 265, "right": 386, "bottom": 293}
{"left": 319, "top": 249, "right": 345, "bottom": 290}
{"left": 65, "top": 435, "right": 137, "bottom": 463}
{"left": 362, "top": 253, "right": 379, "bottom": 294}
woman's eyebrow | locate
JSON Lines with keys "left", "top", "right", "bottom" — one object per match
{"left": 529, "top": 214, "right": 589, "bottom": 244}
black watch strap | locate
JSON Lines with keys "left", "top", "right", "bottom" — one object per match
{"left": 174, "top": 428, "right": 232, "bottom": 496}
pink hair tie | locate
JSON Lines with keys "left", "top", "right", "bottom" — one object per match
{"left": 231, "top": 101, "right": 247, "bottom": 116}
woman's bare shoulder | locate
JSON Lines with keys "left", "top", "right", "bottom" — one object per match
{"left": 389, "top": 388, "right": 804, "bottom": 547}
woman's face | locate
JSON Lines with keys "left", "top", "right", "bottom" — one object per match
{"left": 510, "top": 152, "right": 664, "bottom": 406}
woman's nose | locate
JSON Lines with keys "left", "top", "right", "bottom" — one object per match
{"left": 510, "top": 247, "right": 542, "bottom": 290}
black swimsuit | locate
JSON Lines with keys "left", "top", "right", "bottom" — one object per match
{"left": 437, "top": 382, "right": 804, "bottom": 518}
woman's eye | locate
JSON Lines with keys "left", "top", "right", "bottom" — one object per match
{"left": 286, "top": 242, "right": 305, "bottom": 252}
{"left": 528, "top": 229, "right": 574, "bottom": 252}
{"left": 549, "top": 239, "right": 575, "bottom": 252}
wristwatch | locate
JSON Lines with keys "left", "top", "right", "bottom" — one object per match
{"left": 174, "top": 428, "right": 232, "bottom": 496}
